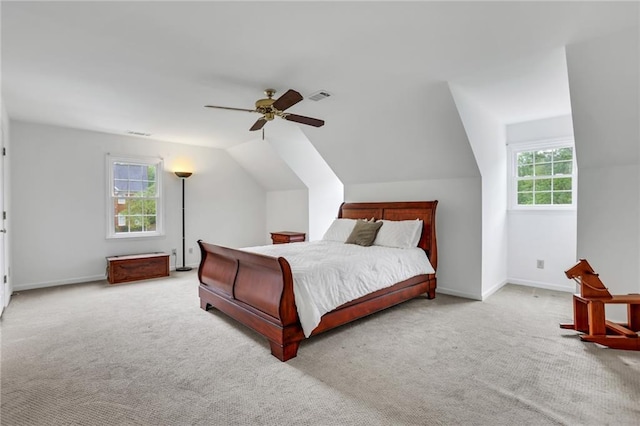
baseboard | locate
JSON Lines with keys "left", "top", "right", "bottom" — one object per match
{"left": 481, "top": 279, "right": 508, "bottom": 300}
{"left": 436, "top": 286, "right": 482, "bottom": 300}
{"left": 13, "top": 264, "right": 199, "bottom": 292}
{"left": 438, "top": 278, "right": 572, "bottom": 301}
{"left": 508, "top": 278, "right": 574, "bottom": 293}
{"left": 13, "top": 274, "right": 108, "bottom": 292}
{"left": 439, "top": 282, "right": 509, "bottom": 300}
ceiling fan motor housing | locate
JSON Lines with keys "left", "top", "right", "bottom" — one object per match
{"left": 255, "top": 89, "right": 277, "bottom": 119}
{"left": 255, "top": 97, "right": 275, "bottom": 109}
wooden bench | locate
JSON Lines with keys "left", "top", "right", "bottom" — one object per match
{"left": 106, "top": 252, "right": 170, "bottom": 284}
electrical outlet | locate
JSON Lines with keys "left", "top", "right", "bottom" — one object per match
{"left": 171, "top": 248, "right": 177, "bottom": 256}
{"left": 188, "top": 247, "right": 193, "bottom": 254}
{"left": 536, "top": 259, "right": 544, "bottom": 269}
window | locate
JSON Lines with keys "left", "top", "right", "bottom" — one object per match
{"left": 509, "top": 140, "right": 576, "bottom": 209}
{"left": 107, "top": 155, "right": 163, "bottom": 238}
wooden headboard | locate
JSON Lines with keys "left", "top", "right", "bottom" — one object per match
{"left": 338, "top": 201, "right": 438, "bottom": 271}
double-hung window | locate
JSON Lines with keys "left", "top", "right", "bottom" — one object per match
{"left": 107, "top": 155, "right": 164, "bottom": 238}
{"left": 508, "top": 139, "right": 577, "bottom": 209}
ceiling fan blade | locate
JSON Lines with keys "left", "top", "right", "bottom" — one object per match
{"left": 282, "top": 114, "right": 325, "bottom": 128}
{"left": 272, "top": 89, "right": 303, "bottom": 112}
{"left": 205, "top": 105, "right": 257, "bottom": 113}
{"left": 250, "top": 118, "right": 267, "bottom": 131}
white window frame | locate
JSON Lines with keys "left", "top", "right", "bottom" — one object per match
{"left": 507, "top": 137, "right": 577, "bottom": 211}
{"left": 106, "top": 154, "right": 164, "bottom": 239}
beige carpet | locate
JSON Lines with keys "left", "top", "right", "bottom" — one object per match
{"left": 1, "top": 272, "right": 639, "bottom": 425}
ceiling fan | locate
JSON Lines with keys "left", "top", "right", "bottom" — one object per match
{"left": 205, "top": 89, "right": 325, "bottom": 132}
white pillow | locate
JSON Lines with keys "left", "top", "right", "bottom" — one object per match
{"left": 322, "top": 219, "right": 358, "bottom": 242}
{"left": 373, "top": 220, "right": 423, "bottom": 249}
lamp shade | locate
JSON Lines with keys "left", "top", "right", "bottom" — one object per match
{"left": 174, "top": 171, "right": 192, "bottom": 179}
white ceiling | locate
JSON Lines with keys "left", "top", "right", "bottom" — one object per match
{"left": 2, "top": 1, "right": 638, "bottom": 184}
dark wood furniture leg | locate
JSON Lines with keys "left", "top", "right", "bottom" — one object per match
{"left": 587, "top": 300, "right": 606, "bottom": 336}
{"left": 560, "top": 295, "right": 589, "bottom": 332}
{"left": 573, "top": 295, "right": 589, "bottom": 332}
{"left": 427, "top": 287, "right": 436, "bottom": 299}
{"left": 201, "top": 299, "right": 211, "bottom": 311}
{"left": 629, "top": 303, "right": 640, "bottom": 332}
{"left": 269, "top": 341, "right": 301, "bottom": 362}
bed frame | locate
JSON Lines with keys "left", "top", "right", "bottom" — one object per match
{"left": 197, "top": 200, "right": 438, "bottom": 361}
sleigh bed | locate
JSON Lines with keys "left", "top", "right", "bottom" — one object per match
{"left": 197, "top": 200, "right": 438, "bottom": 361}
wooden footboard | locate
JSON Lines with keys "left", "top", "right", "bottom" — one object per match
{"left": 197, "top": 240, "right": 304, "bottom": 360}
{"left": 198, "top": 200, "right": 438, "bottom": 361}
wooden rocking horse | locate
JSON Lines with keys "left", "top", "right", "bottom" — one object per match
{"left": 560, "top": 259, "right": 640, "bottom": 350}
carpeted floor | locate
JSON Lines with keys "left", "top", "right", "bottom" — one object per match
{"left": 1, "top": 272, "right": 639, "bottom": 425}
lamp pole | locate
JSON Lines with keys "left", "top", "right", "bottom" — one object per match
{"left": 174, "top": 171, "right": 192, "bottom": 272}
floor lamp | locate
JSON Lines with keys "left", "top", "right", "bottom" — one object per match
{"left": 175, "top": 171, "right": 193, "bottom": 272}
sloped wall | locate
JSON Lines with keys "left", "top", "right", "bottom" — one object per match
{"left": 315, "top": 82, "right": 481, "bottom": 185}
{"left": 268, "top": 123, "right": 343, "bottom": 241}
{"left": 227, "top": 138, "right": 310, "bottom": 243}
{"left": 566, "top": 27, "right": 640, "bottom": 315}
{"left": 449, "top": 85, "right": 508, "bottom": 299}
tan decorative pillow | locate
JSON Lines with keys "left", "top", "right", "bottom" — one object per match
{"left": 345, "top": 220, "right": 383, "bottom": 247}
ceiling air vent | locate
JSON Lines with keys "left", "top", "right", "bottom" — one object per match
{"left": 308, "top": 90, "right": 331, "bottom": 101}
{"left": 127, "top": 130, "right": 151, "bottom": 137}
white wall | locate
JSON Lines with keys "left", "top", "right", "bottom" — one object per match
{"left": 268, "top": 122, "right": 343, "bottom": 241}
{"left": 307, "top": 182, "right": 343, "bottom": 241}
{"left": 10, "top": 121, "right": 266, "bottom": 290}
{"left": 506, "top": 116, "right": 577, "bottom": 292}
{"left": 265, "top": 189, "right": 308, "bottom": 244}
{"left": 567, "top": 28, "right": 639, "bottom": 320}
{"left": 450, "top": 85, "right": 508, "bottom": 299}
{"left": 506, "top": 115, "right": 574, "bottom": 143}
{"left": 508, "top": 211, "right": 576, "bottom": 291}
{"left": 576, "top": 166, "right": 638, "bottom": 291}
{"left": 345, "top": 177, "right": 483, "bottom": 300}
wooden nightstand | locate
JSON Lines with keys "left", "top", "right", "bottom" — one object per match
{"left": 270, "top": 231, "right": 306, "bottom": 244}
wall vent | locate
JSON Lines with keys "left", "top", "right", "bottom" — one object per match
{"left": 127, "top": 130, "right": 151, "bottom": 137}
{"left": 308, "top": 90, "right": 331, "bottom": 101}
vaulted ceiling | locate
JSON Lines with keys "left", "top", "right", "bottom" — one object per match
{"left": 2, "top": 1, "right": 637, "bottom": 185}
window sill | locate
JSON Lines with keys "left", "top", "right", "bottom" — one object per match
{"left": 106, "top": 232, "right": 165, "bottom": 240}
{"left": 508, "top": 208, "right": 576, "bottom": 215}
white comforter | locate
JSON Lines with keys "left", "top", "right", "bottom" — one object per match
{"left": 242, "top": 241, "right": 435, "bottom": 337}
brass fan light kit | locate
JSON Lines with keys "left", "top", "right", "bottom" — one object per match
{"left": 205, "top": 89, "right": 325, "bottom": 132}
